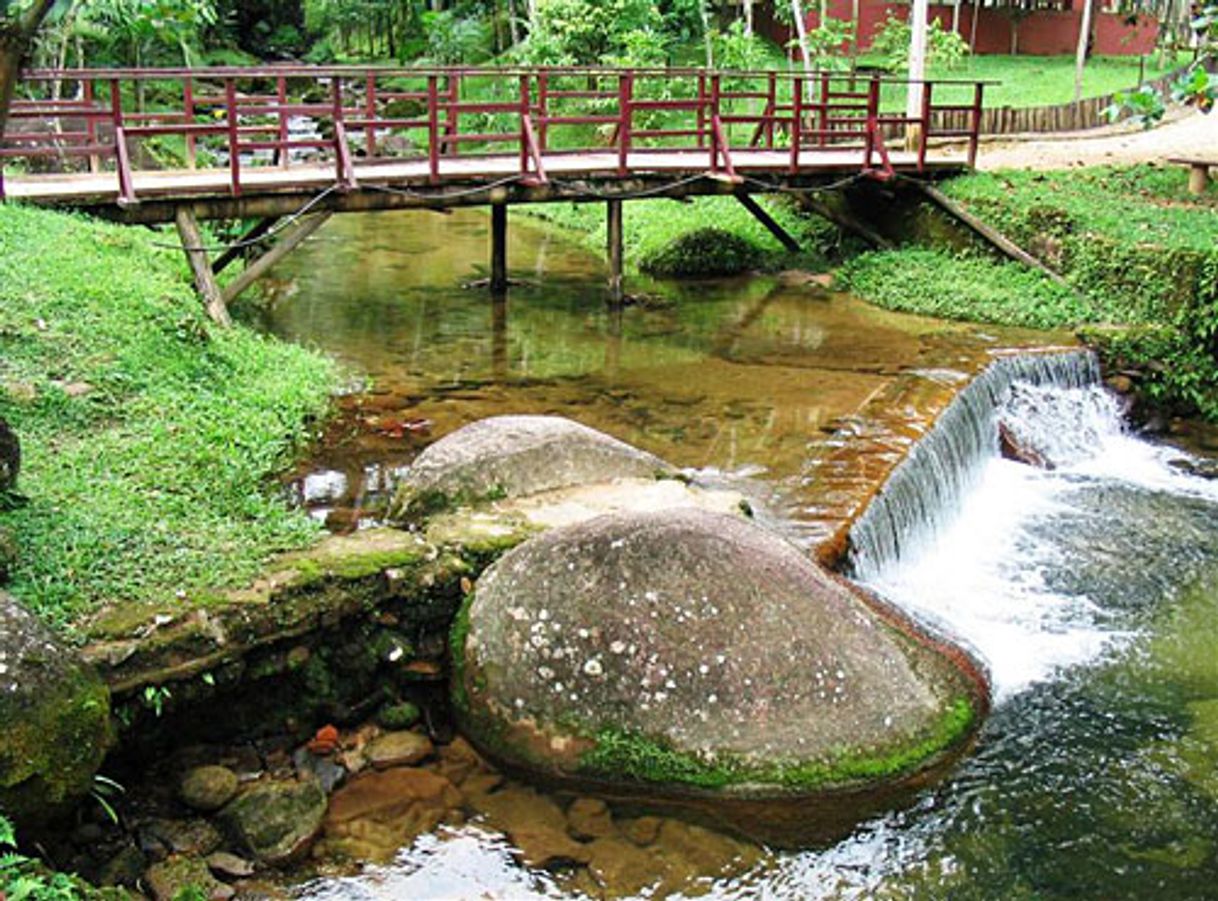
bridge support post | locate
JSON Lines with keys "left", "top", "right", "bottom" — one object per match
{"left": 734, "top": 193, "right": 800, "bottom": 253}
{"left": 490, "top": 201, "right": 508, "bottom": 296}
{"left": 174, "top": 206, "right": 231, "bottom": 328}
{"left": 606, "top": 199, "right": 624, "bottom": 304}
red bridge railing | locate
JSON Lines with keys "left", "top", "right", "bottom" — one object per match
{"left": 2, "top": 66, "right": 987, "bottom": 204}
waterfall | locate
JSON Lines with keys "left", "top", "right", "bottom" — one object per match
{"left": 846, "top": 350, "right": 1103, "bottom": 581}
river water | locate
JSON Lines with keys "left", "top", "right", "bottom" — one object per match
{"left": 262, "top": 208, "right": 1218, "bottom": 899}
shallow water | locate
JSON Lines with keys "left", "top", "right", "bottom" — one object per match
{"left": 261, "top": 208, "right": 1218, "bottom": 899}
{"left": 257, "top": 207, "right": 1048, "bottom": 536}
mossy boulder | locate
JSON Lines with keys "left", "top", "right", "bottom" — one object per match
{"left": 389, "top": 416, "right": 674, "bottom": 523}
{"left": 219, "top": 777, "right": 327, "bottom": 865}
{"left": 639, "top": 228, "right": 763, "bottom": 278}
{"left": 453, "top": 509, "right": 986, "bottom": 815}
{"left": 0, "top": 591, "right": 113, "bottom": 828}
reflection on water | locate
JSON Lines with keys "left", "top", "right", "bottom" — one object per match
{"left": 263, "top": 210, "right": 1218, "bottom": 899}
{"left": 258, "top": 208, "right": 1045, "bottom": 534}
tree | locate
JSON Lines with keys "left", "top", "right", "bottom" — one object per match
{"left": 0, "top": 0, "right": 59, "bottom": 145}
{"left": 1073, "top": 0, "right": 1096, "bottom": 104}
{"left": 1110, "top": 0, "right": 1217, "bottom": 123}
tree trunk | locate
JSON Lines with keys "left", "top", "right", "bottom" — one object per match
{"left": 700, "top": 0, "right": 714, "bottom": 68}
{"left": 969, "top": 0, "right": 981, "bottom": 52}
{"left": 907, "top": 0, "right": 929, "bottom": 121}
{"left": 0, "top": 0, "right": 59, "bottom": 146}
{"left": 744, "top": 0, "right": 754, "bottom": 37}
{"left": 1073, "top": 0, "right": 1096, "bottom": 104}
{"left": 790, "top": 0, "right": 813, "bottom": 74}
{"left": 508, "top": 0, "right": 522, "bottom": 46}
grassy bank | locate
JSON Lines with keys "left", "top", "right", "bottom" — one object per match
{"left": 524, "top": 195, "right": 836, "bottom": 277}
{"left": 836, "top": 164, "right": 1218, "bottom": 420}
{"left": 0, "top": 205, "right": 340, "bottom": 629}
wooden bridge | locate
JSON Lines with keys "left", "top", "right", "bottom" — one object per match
{"left": 2, "top": 65, "right": 987, "bottom": 317}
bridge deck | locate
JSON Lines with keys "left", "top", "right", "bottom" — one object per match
{"left": 3, "top": 66, "right": 983, "bottom": 223}
{"left": 6, "top": 147, "right": 959, "bottom": 206}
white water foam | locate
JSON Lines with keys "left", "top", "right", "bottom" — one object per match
{"left": 860, "top": 377, "right": 1218, "bottom": 701}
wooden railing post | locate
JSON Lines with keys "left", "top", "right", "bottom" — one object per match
{"left": 818, "top": 72, "right": 829, "bottom": 147}
{"left": 276, "top": 75, "right": 289, "bottom": 169}
{"left": 918, "top": 80, "right": 933, "bottom": 172}
{"left": 85, "top": 79, "right": 100, "bottom": 173}
{"left": 863, "top": 74, "right": 879, "bottom": 171}
{"left": 446, "top": 74, "right": 459, "bottom": 157}
{"left": 617, "top": 71, "right": 632, "bottom": 176}
{"left": 332, "top": 76, "right": 356, "bottom": 189}
{"left": 696, "top": 71, "right": 707, "bottom": 149}
{"left": 112, "top": 77, "right": 136, "bottom": 204}
{"left": 537, "top": 70, "right": 549, "bottom": 151}
{"left": 519, "top": 73, "right": 530, "bottom": 176}
{"left": 364, "top": 71, "right": 377, "bottom": 159}
{"left": 766, "top": 71, "right": 777, "bottom": 147}
{"left": 225, "top": 77, "right": 240, "bottom": 196}
{"left": 709, "top": 73, "right": 721, "bottom": 173}
{"left": 968, "top": 83, "right": 983, "bottom": 169}
{"left": 790, "top": 75, "right": 803, "bottom": 174}
{"left": 427, "top": 74, "right": 440, "bottom": 183}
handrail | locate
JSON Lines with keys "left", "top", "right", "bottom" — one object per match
{"left": 1, "top": 66, "right": 987, "bottom": 202}
{"left": 18, "top": 64, "right": 1001, "bottom": 86}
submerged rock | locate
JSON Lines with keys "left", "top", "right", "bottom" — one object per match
{"left": 453, "top": 509, "right": 985, "bottom": 820}
{"left": 219, "top": 777, "right": 327, "bottom": 865}
{"left": 144, "top": 854, "right": 233, "bottom": 901}
{"left": 0, "top": 591, "right": 113, "bottom": 828}
{"left": 389, "top": 415, "right": 673, "bottom": 522}
{"left": 365, "top": 730, "right": 434, "bottom": 769}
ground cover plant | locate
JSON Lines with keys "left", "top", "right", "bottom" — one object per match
{"left": 838, "top": 164, "right": 1218, "bottom": 420}
{"left": 0, "top": 205, "right": 339, "bottom": 629}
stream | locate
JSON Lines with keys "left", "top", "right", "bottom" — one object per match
{"left": 257, "top": 208, "right": 1218, "bottom": 899}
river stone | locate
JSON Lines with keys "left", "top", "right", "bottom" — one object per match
{"left": 144, "top": 854, "right": 233, "bottom": 901}
{"left": 366, "top": 730, "right": 434, "bottom": 769}
{"left": 219, "top": 777, "right": 327, "bottom": 865}
{"left": 180, "top": 765, "right": 240, "bottom": 812}
{"left": 454, "top": 509, "right": 984, "bottom": 802}
{"left": 389, "top": 415, "right": 673, "bottom": 522}
{"left": 0, "top": 591, "right": 113, "bottom": 828}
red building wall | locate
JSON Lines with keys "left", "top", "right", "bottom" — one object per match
{"left": 768, "top": 3, "right": 1158, "bottom": 57}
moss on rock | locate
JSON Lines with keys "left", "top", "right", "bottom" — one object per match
{"left": 0, "top": 591, "right": 114, "bottom": 828}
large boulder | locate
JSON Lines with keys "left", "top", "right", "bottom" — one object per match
{"left": 0, "top": 591, "right": 113, "bottom": 827}
{"left": 453, "top": 509, "right": 986, "bottom": 821}
{"left": 389, "top": 416, "right": 674, "bottom": 522}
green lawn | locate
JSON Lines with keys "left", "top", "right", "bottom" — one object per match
{"left": 0, "top": 205, "right": 339, "bottom": 628}
{"left": 868, "top": 53, "right": 1178, "bottom": 111}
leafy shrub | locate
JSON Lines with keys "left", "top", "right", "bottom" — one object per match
{"left": 639, "top": 228, "right": 764, "bottom": 277}
{"left": 870, "top": 16, "right": 970, "bottom": 71}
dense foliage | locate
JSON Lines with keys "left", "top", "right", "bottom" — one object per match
{"left": 526, "top": 194, "right": 836, "bottom": 277}
{"left": 0, "top": 206, "right": 339, "bottom": 627}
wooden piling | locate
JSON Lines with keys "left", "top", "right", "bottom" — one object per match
{"left": 606, "top": 199, "right": 624, "bottom": 304}
{"left": 490, "top": 201, "right": 508, "bottom": 296}
{"left": 174, "top": 206, "right": 231, "bottom": 327}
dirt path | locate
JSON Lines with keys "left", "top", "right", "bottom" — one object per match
{"left": 975, "top": 107, "right": 1218, "bottom": 170}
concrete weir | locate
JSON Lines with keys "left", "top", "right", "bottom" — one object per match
{"left": 64, "top": 346, "right": 1094, "bottom": 848}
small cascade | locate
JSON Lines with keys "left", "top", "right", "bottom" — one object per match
{"left": 846, "top": 350, "right": 1101, "bottom": 580}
